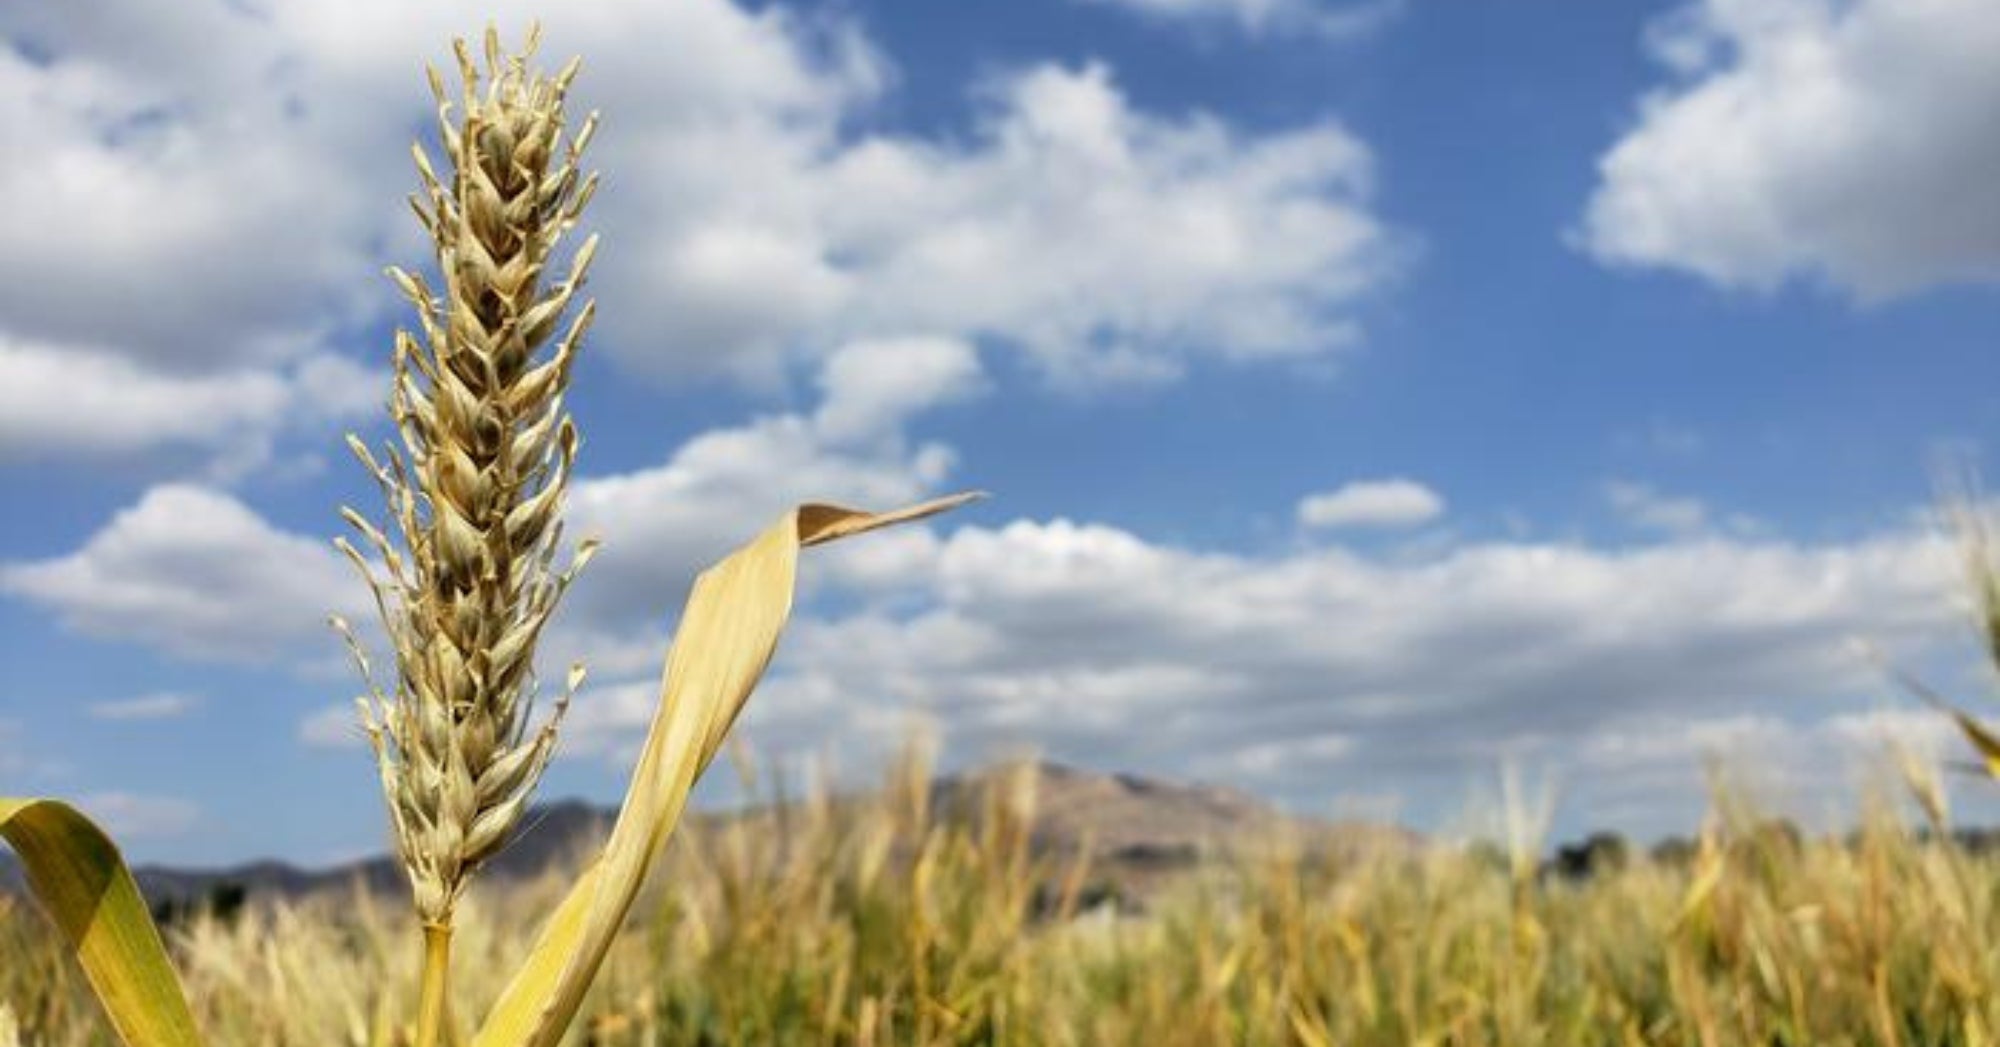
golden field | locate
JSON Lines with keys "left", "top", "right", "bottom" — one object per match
{"left": 10, "top": 749, "right": 2000, "bottom": 1047}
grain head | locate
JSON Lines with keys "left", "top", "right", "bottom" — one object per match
{"left": 336, "top": 25, "right": 600, "bottom": 928}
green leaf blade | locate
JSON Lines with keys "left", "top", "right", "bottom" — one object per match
{"left": 1, "top": 798, "right": 205, "bottom": 1047}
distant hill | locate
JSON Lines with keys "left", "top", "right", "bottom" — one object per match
{"left": 0, "top": 797, "right": 617, "bottom": 908}
{"left": 936, "top": 761, "right": 1417, "bottom": 898}
{"left": 0, "top": 763, "right": 1416, "bottom": 913}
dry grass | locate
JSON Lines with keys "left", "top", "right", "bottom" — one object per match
{"left": 11, "top": 748, "right": 2000, "bottom": 1047}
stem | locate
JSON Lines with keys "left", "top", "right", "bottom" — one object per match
{"left": 417, "top": 921, "right": 453, "bottom": 1047}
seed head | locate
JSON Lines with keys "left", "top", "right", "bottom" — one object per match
{"left": 336, "top": 25, "right": 599, "bottom": 926}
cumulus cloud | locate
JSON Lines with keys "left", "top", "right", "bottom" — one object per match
{"left": 8, "top": 335, "right": 972, "bottom": 685}
{"left": 0, "top": 0, "right": 387, "bottom": 471}
{"left": 1074, "top": 0, "right": 1404, "bottom": 39}
{"left": 21, "top": 405, "right": 1978, "bottom": 836}
{"left": 188, "top": 451, "right": 1973, "bottom": 836}
{"left": 0, "top": 23, "right": 374, "bottom": 371}
{"left": 298, "top": 703, "right": 365, "bottom": 750}
{"left": 0, "top": 485, "right": 363, "bottom": 663}
{"left": 0, "top": 0, "right": 1398, "bottom": 468}
{"left": 0, "top": 339, "right": 381, "bottom": 467}
{"left": 554, "top": 507, "right": 1971, "bottom": 834}
{"left": 1604, "top": 480, "right": 1710, "bottom": 537}
{"left": 558, "top": 339, "right": 982, "bottom": 649}
{"left": 612, "top": 57, "right": 1397, "bottom": 388}
{"left": 77, "top": 791, "right": 200, "bottom": 839}
{"left": 88, "top": 691, "right": 202, "bottom": 721}
{"left": 1578, "top": 0, "right": 2000, "bottom": 298}
{"left": 1564, "top": 704, "right": 1970, "bottom": 832}
{"left": 1298, "top": 478, "right": 1444, "bottom": 530}
{"left": 813, "top": 337, "right": 984, "bottom": 443}
{"left": 1604, "top": 480, "right": 1767, "bottom": 540}
{"left": 25, "top": 346, "right": 1969, "bottom": 836}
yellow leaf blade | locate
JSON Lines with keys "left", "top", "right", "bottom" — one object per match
{"left": 0, "top": 797, "right": 204, "bottom": 1047}
{"left": 1892, "top": 665, "right": 2000, "bottom": 779}
{"left": 1951, "top": 709, "right": 2000, "bottom": 779}
{"left": 475, "top": 493, "right": 978, "bottom": 1047}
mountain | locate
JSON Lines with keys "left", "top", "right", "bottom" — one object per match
{"left": 934, "top": 761, "right": 1416, "bottom": 898}
{"left": 1, "top": 763, "right": 1416, "bottom": 913}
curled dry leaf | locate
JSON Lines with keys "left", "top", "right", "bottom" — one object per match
{"left": 474, "top": 493, "right": 980, "bottom": 1047}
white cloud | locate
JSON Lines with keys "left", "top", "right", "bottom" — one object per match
{"left": 23, "top": 309, "right": 1971, "bottom": 838}
{"left": 814, "top": 337, "right": 984, "bottom": 443}
{"left": 10, "top": 339, "right": 972, "bottom": 682}
{"left": 1074, "top": 0, "right": 1403, "bottom": 39}
{"left": 75, "top": 792, "right": 200, "bottom": 839}
{"left": 298, "top": 703, "right": 365, "bottom": 750}
{"left": 561, "top": 678, "right": 661, "bottom": 765}
{"left": 1579, "top": 0, "right": 2000, "bottom": 298}
{"left": 124, "top": 452, "right": 1974, "bottom": 836}
{"left": 0, "top": 485, "right": 363, "bottom": 663}
{"left": 1604, "top": 480, "right": 1710, "bottom": 537}
{"left": 0, "top": 25, "right": 372, "bottom": 371}
{"left": 563, "top": 341, "right": 979, "bottom": 640}
{"left": 1824, "top": 705, "right": 1961, "bottom": 759}
{"left": 582, "top": 511, "right": 1967, "bottom": 834}
{"left": 1604, "top": 480, "right": 1768, "bottom": 540}
{"left": 1574, "top": 713, "right": 1804, "bottom": 779}
{"left": 0, "top": 0, "right": 1400, "bottom": 461}
{"left": 789, "top": 62, "right": 1396, "bottom": 389}
{"left": 0, "top": 338, "right": 381, "bottom": 467}
{"left": 1202, "top": 732, "right": 1356, "bottom": 779}
{"left": 1563, "top": 703, "right": 1976, "bottom": 833}
{"left": 1298, "top": 478, "right": 1444, "bottom": 529}
{"left": 88, "top": 692, "right": 201, "bottom": 721}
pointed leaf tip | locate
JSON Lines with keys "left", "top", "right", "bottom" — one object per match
{"left": 473, "top": 492, "right": 975, "bottom": 1047}
{"left": 799, "top": 490, "right": 985, "bottom": 547}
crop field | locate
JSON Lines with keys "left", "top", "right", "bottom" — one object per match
{"left": 11, "top": 751, "right": 2000, "bottom": 1047}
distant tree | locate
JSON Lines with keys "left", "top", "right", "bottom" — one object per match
{"left": 1551, "top": 831, "right": 1630, "bottom": 881}
{"left": 1649, "top": 835, "right": 1696, "bottom": 867}
{"left": 151, "top": 880, "right": 248, "bottom": 928}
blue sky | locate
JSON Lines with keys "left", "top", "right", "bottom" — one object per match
{"left": 2, "top": 0, "right": 1997, "bottom": 866}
